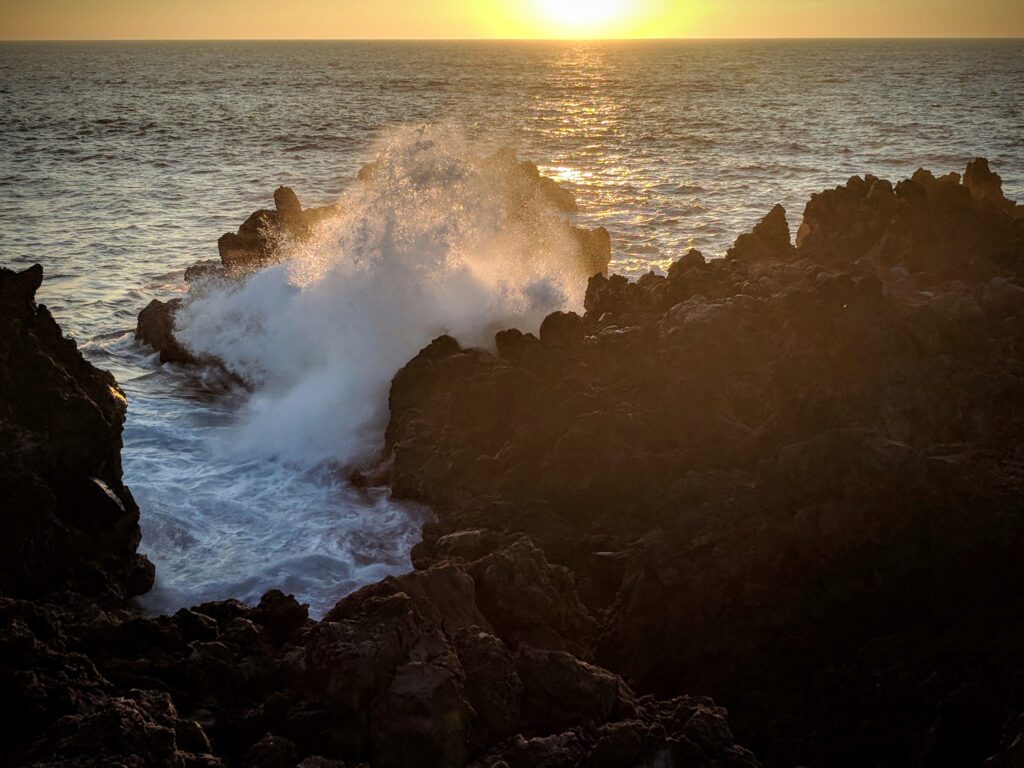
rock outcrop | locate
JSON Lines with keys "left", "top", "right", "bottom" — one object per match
{"left": 217, "top": 186, "right": 336, "bottom": 276}
{"left": 134, "top": 186, "right": 337, "bottom": 364}
{"left": 10, "top": 159, "right": 1024, "bottom": 767}
{"left": 1, "top": 265, "right": 154, "bottom": 604}
{"left": 2, "top": 271, "right": 754, "bottom": 767}
{"left": 2, "top": 547, "right": 757, "bottom": 768}
{"left": 384, "top": 161, "right": 1024, "bottom": 767}
{"left": 137, "top": 298, "right": 196, "bottom": 365}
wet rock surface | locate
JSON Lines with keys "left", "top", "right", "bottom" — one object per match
{"left": 1, "top": 265, "right": 153, "bottom": 604}
{"left": 217, "top": 185, "right": 337, "bottom": 276}
{"left": 6, "top": 159, "right": 1024, "bottom": 767}
{"left": 2, "top": 272, "right": 752, "bottom": 768}
{"left": 137, "top": 298, "right": 197, "bottom": 365}
{"left": 134, "top": 185, "right": 335, "bottom": 364}
{"left": 385, "top": 161, "right": 1024, "bottom": 767}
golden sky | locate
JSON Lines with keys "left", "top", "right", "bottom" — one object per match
{"left": 1, "top": 0, "right": 1022, "bottom": 40}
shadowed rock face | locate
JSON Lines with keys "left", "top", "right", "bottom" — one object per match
{"left": 217, "top": 186, "right": 338, "bottom": 276}
{"left": 137, "top": 298, "right": 196, "bottom": 365}
{"left": 385, "top": 161, "right": 1024, "bottom": 767}
{"left": 3, "top": 265, "right": 755, "bottom": 766}
{"left": 9, "top": 160, "right": 1024, "bottom": 767}
{"left": 0, "top": 265, "right": 154, "bottom": 603}
{"left": 134, "top": 186, "right": 338, "bottom": 365}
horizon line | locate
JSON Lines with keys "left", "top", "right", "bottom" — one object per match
{"left": 3, "top": 36, "right": 1023, "bottom": 43}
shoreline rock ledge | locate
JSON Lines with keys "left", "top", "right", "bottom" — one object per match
{"left": 1, "top": 267, "right": 754, "bottom": 764}
{"left": 3, "top": 157, "right": 1024, "bottom": 768}
{"left": 384, "top": 159, "right": 1024, "bottom": 767}
{"left": 1, "top": 264, "right": 154, "bottom": 603}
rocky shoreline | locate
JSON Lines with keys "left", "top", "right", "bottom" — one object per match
{"left": 3, "top": 158, "right": 1024, "bottom": 767}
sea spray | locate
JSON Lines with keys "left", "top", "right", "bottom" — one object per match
{"left": 176, "top": 126, "right": 593, "bottom": 467}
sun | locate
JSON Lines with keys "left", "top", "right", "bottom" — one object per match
{"left": 534, "top": 0, "right": 631, "bottom": 35}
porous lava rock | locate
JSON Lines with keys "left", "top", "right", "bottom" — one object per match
{"left": 12, "top": 158, "right": 1024, "bottom": 768}
{"left": 2, "top": 261, "right": 755, "bottom": 766}
{"left": 384, "top": 160, "right": 1024, "bottom": 767}
{"left": 1, "top": 264, "right": 154, "bottom": 603}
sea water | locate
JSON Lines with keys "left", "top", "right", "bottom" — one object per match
{"left": 2, "top": 40, "right": 1021, "bottom": 615}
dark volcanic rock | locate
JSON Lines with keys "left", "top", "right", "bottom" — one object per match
{"left": 136, "top": 298, "right": 197, "bottom": 365}
{"left": 796, "top": 163, "right": 1023, "bottom": 279}
{"left": 726, "top": 203, "right": 796, "bottom": 263}
{"left": 184, "top": 260, "right": 227, "bottom": 284}
{"left": 383, "top": 161, "right": 1024, "bottom": 767}
{"left": 466, "top": 539, "right": 597, "bottom": 658}
{"left": 217, "top": 187, "right": 336, "bottom": 275}
{"left": 0, "top": 261, "right": 755, "bottom": 767}
{"left": 539, "top": 310, "right": 585, "bottom": 348}
{"left": 135, "top": 187, "right": 336, "bottom": 364}
{"left": 1, "top": 264, "right": 154, "bottom": 603}
{"left": 16, "top": 160, "right": 1023, "bottom": 768}
{"left": 515, "top": 645, "right": 634, "bottom": 733}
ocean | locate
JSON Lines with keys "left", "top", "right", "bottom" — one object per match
{"left": 1, "top": 40, "right": 1022, "bottom": 615}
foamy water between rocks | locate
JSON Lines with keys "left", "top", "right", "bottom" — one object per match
{"left": 128, "top": 127, "right": 596, "bottom": 616}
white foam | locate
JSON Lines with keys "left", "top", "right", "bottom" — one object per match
{"left": 176, "top": 126, "right": 590, "bottom": 467}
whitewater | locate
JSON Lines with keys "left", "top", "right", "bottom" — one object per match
{"left": 136, "top": 127, "right": 597, "bottom": 615}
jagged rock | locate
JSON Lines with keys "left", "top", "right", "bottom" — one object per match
{"left": 667, "top": 247, "right": 707, "bottom": 279}
{"left": 797, "top": 164, "right": 1023, "bottom": 279}
{"left": 4, "top": 265, "right": 759, "bottom": 768}
{"left": 452, "top": 628, "right": 522, "bottom": 746}
{"left": 573, "top": 225, "right": 612, "bottom": 278}
{"left": 539, "top": 310, "right": 585, "bottom": 347}
{"left": 184, "top": 261, "right": 227, "bottom": 284}
{"left": 16, "top": 160, "right": 1024, "bottom": 768}
{"left": 26, "top": 694, "right": 224, "bottom": 768}
{"left": 0, "top": 265, "right": 153, "bottom": 603}
{"left": 136, "top": 298, "right": 197, "bottom": 365}
{"left": 726, "top": 204, "right": 796, "bottom": 262}
{"left": 495, "top": 328, "right": 542, "bottom": 362}
{"left": 412, "top": 528, "right": 511, "bottom": 569}
{"left": 965, "top": 157, "right": 1015, "bottom": 213}
{"left": 273, "top": 186, "right": 303, "bottom": 223}
{"left": 326, "top": 563, "right": 491, "bottom": 635}
{"left": 467, "top": 540, "right": 597, "bottom": 658}
{"left": 250, "top": 589, "right": 311, "bottom": 646}
{"left": 515, "top": 646, "right": 635, "bottom": 733}
{"left": 217, "top": 187, "right": 336, "bottom": 275}
{"left": 137, "top": 186, "right": 338, "bottom": 367}
{"left": 383, "top": 161, "right": 1024, "bottom": 767}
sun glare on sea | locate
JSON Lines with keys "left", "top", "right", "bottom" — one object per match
{"left": 533, "top": 0, "right": 630, "bottom": 36}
